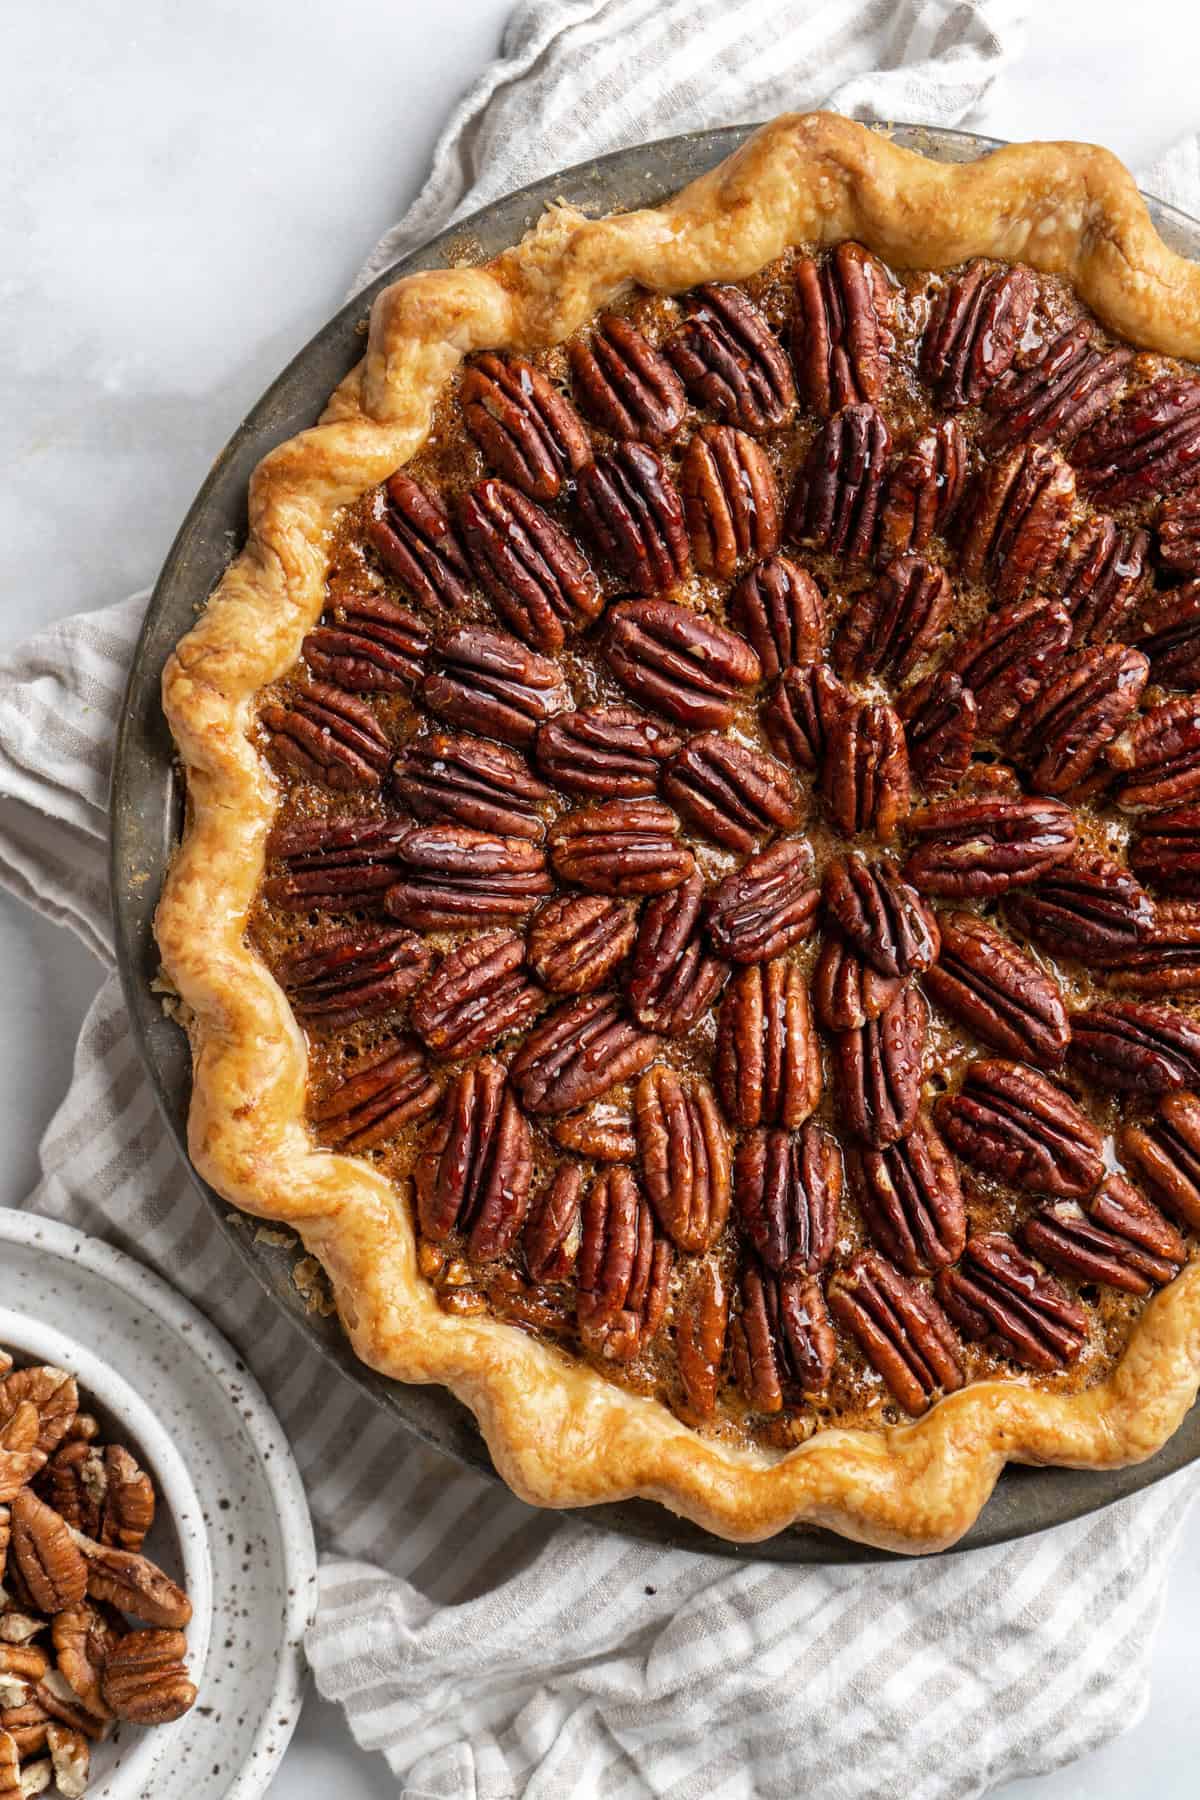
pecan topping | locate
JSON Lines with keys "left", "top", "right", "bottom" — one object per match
{"left": 734, "top": 1121, "right": 841, "bottom": 1274}
{"left": 523, "top": 1166, "right": 582, "bottom": 1285}
{"left": 1110, "top": 694, "right": 1200, "bottom": 812}
{"left": 822, "top": 853, "right": 939, "bottom": 980}
{"left": 834, "top": 556, "right": 951, "bottom": 685}
{"left": 634, "top": 1066, "right": 730, "bottom": 1252}
{"left": 0, "top": 1372, "right": 75, "bottom": 1461}
{"left": 550, "top": 1107, "right": 637, "bottom": 1164}
{"left": 949, "top": 597, "right": 1073, "bottom": 735}
{"left": 958, "top": 447, "right": 1076, "bottom": 605}
{"left": 833, "top": 984, "right": 926, "bottom": 1148}
{"left": 715, "top": 960, "right": 821, "bottom": 1129}
{"left": 664, "top": 733, "right": 801, "bottom": 852}
{"left": 509, "top": 993, "right": 658, "bottom": 1115}
{"left": 605, "top": 599, "right": 761, "bottom": 729}
{"left": 728, "top": 555, "right": 825, "bottom": 680}
{"left": 577, "top": 1168, "right": 672, "bottom": 1362}
{"left": 877, "top": 418, "right": 966, "bottom": 560}
{"left": 1136, "top": 584, "right": 1200, "bottom": 690}
{"left": 1130, "top": 804, "right": 1200, "bottom": 894}
{"left": 849, "top": 1115, "right": 966, "bottom": 1274}
{"left": 936, "top": 1059, "right": 1104, "bottom": 1197}
{"left": 1009, "top": 644, "right": 1149, "bottom": 795}
{"left": 828, "top": 1253, "right": 965, "bottom": 1414}
{"left": 923, "top": 910, "right": 1070, "bottom": 1067}
{"left": 983, "top": 319, "right": 1131, "bottom": 452}
{"left": 937, "top": 1233, "right": 1087, "bottom": 1372}
{"left": 762, "top": 662, "right": 852, "bottom": 773}
{"left": 1097, "top": 900, "right": 1200, "bottom": 991}
{"left": 576, "top": 444, "right": 689, "bottom": 594}
{"left": 264, "top": 815, "right": 409, "bottom": 912}
{"left": 527, "top": 894, "right": 638, "bottom": 995}
{"left": 821, "top": 698, "right": 911, "bottom": 841}
{"left": 411, "top": 932, "right": 542, "bottom": 1060}
{"left": 812, "top": 930, "right": 903, "bottom": 1032}
{"left": 392, "top": 732, "right": 550, "bottom": 840}
{"left": 384, "top": 824, "right": 552, "bottom": 928}
{"left": 1071, "top": 374, "right": 1200, "bottom": 504}
{"left": 786, "top": 403, "right": 891, "bottom": 561}
{"left": 459, "top": 479, "right": 602, "bottom": 652}
{"left": 666, "top": 283, "right": 796, "bottom": 433}
{"left": 680, "top": 425, "right": 781, "bottom": 578}
{"left": 1157, "top": 487, "right": 1200, "bottom": 576}
{"left": 415, "top": 1060, "right": 532, "bottom": 1259}
{"left": 897, "top": 669, "right": 977, "bottom": 794}
{"left": 8, "top": 1493, "right": 86, "bottom": 1615}
{"left": 706, "top": 838, "right": 820, "bottom": 963}
{"left": 792, "top": 242, "right": 894, "bottom": 415}
{"left": 101, "top": 1628, "right": 196, "bottom": 1725}
{"left": 920, "top": 261, "right": 1036, "bottom": 409}
{"left": 310, "top": 1039, "right": 441, "bottom": 1151}
{"left": 1068, "top": 998, "right": 1200, "bottom": 1093}
{"left": 460, "top": 352, "right": 590, "bottom": 500}
{"left": 261, "top": 681, "right": 392, "bottom": 790}
{"left": 1053, "top": 515, "right": 1151, "bottom": 645}
{"left": 534, "top": 707, "right": 681, "bottom": 799}
{"left": 421, "top": 624, "right": 570, "bottom": 746}
{"left": 626, "top": 873, "right": 729, "bottom": 1035}
{"left": 731, "top": 1267, "right": 834, "bottom": 1409}
{"left": 1121, "top": 1090, "right": 1200, "bottom": 1228}
{"left": 303, "top": 592, "right": 430, "bottom": 693}
{"left": 549, "top": 798, "right": 694, "bottom": 896}
{"left": 569, "top": 315, "right": 686, "bottom": 445}
{"left": 1004, "top": 851, "right": 1154, "bottom": 962}
{"left": 675, "top": 1262, "right": 730, "bottom": 1421}
{"left": 366, "top": 472, "right": 472, "bottom": 612}
{"left": 905, "top": 795, "right": 1077, "bottom": 897}
{"left": 279, "top": 926, "right": 430, "bottom": 1027}
{"left": 1020, "top": 1176, "right": 1185, "bottom": 1297}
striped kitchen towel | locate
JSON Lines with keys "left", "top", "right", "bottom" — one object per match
{"left": 3, "top": 3, "right": 1199, "bottom": 1796}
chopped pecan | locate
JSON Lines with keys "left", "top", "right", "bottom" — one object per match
{"left": 715, "top": 960, "right": 821, "bottom": 1129}
{"left": 634, "top": 1066, "right": 730, "bottom": 1252}
{"left": 523, "top": 1166, "right": 582, "bottom": 1285}
{"left": 1097, "top": 900, "right": 1200, "bottom": 991}
{"left": 1071, "top": 374, "right": 1200, "bottom": 504}
{"left": 920, "top": 261, "right": 1036, "bottom": 409}
{"left": 366, "top": 472, "right": 472, "bottom": 612}
{"left": 923, "top": 910, "right": 1070, "bottom": 1067}
{"left": 459, "top": 479, "right": 602, "bottom": 652}
{"left": 728, "top": 555, "right": 825, "bottom": 680}
{"left": 1009, "top": 644, "right": 1149, "bottom": 794}
{"left": 666, "top": 283, "right": 796, "bottom": 433}
{"left": 0, "top": 1372, "right": 75, "bottom": 1461}
{"left": 534, "top": 707, "right": 680, "bottom": 799}
{"left": 828, "top": 1253, "right": 965, "bottom": 1414}
{"left": 675, "top": 1262, "right": 730, "bottom": 1421}
{"left": 550, "top": 1107, "right": 637, "bottom": 1164}
{"left": 0, "top": 1733, "right": 21, "bottom": 1797}
{"left": 949, "top": 597, "right": 1073, "bottom": 735}
{"left": 1158, "top": 487, "right": 1200, "bottom": 576}
{"left": 509, "top": 993, "right": 658, "bottom": 1115}
{"left": 1109, "top": 694, "right": 1200, "bottom": 812}
{"left": 833, "top": 984, "right": 926, "bottom": 1148}
{"left": 904, "top": 795, "right": 1077, "bottom": 897}
{"left": 877, "top": 418, "right": 966, "bottom": 560}
{"left": 263, "top": 814, "right": 409, "bottom": 912}
{"left": 101, "top": 1628, "right": 196, "bottom": 1725}
{"left": 605, "top": 598, "right": 761, "bottom": 729}
{"left": 681, "top": 424, "right": 781, "bottom": 578}
{"left": 792, "top": 242, "right": 894, "bottom": 415}
{"left": 303, "top": 591, "right": 430, "bottom": 693}
{"left": 936, "top": 1058, "right": 1104, "bottom": 1196}
{"left": 527, "top": 894, "right": 638, "bottom": 995}
{"left": 762, "top": 662, "right": 852, "bottom": 773}
{"left": 261, "top": 681, "right": 392, "bottom": 790}
{"left": 958, "top": 447, "right": 1076, "bottom": 605}
{"left": 310, "top": 1039, "right": 440, "bottom": 1151}
{"left": 8, "top": 1493, "right": 86, "bottom": 1615}
{"left": 279, "top": 925, "right": 430, "bottom": 1027}
{"left": 460, "top": 352, "right": 590, "bottom": 500}
{"left": 1136, "top": 584, "right": 1200, "bottom": 690}
{"left": 577, "top": 1168, "right": 672, "bottom": 1362}
{"left": 896, "top": 669, "right": 977, "bottom": 794}
{"left": 812, "top": 930, "right": 903, "bottom": 1032}
{"left": 731, "top": 1266, "right": 834, "bottom": 1409}
{"left": 834, "top": 556, "right": 952, "bottom": 684}
{"left": 392, "top": 732, "right": 550, "bottom": 840}
{"left": 822, "top": 852, "right": 939, "bottom": 980}
{"left": 849, "top": 1114, "right": 966, "bottom": 1274}
{"left": 1004, "top": 851, "right": 1154, "bottom": 962}
{"left": 421, "top": 624, "right": 570, "bottom": 746}
{"left": 1052, "top": 515, "right": 1151, "bottom": 645}
{"left": 48, "top": 1721, "right": 91, "bottom": 1796}
{"left": 937, "top": 1233, "right": 1087, "bottom": 1372}
{"left": 821, "top": 699, "right": 911, "bottom": 841}
{"left": 384, "top": 823, "right": 552, "bottom": 928}
{"left": 1068, "top": 998, "right": 1200, "bottom": 1093}
{"left": 706, "top": 838, "right": 820, "bottom": 962}
{"left": 576, "top": 444, "right": 689, "bottom": 593}
{"left": 626, "top": 873, "right": 729, "bottom": 1035}
{"left": 786, "top": 403, "right": 891, "bottom": 561}
{"left": 569, "top": 315, "right": 686, "bottom": 444}
{"left": 1020, "top": 1175, "right": 1185, "bottom": 1297}
{"left": 1130, "top": 804, "right": 1200, "bottom": 894}
{"left": 983, "top": 319, "right": 1131, "bottom": 452}
{"left": 733, "top": 1120, "right": 840, "bottom": 1274}
{"left": 410, "top": 932, "right": 542, "bottom": 1059}
{"left": 549, "top": 797, "right": 695, "bottom": 896}
{"left": 1121, "top": 1089, "right": 1200, "bottom": 1228}
{"left": 414, "top": 1060, "right": 532, "bottom": 1259}
{"left": 663, "top": 733, "right": 801, "bottom": 852}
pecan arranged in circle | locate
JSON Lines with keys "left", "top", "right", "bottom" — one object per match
{"left": 958, "top": 447, "right": 1076, "bottom": 604}
{"left": 834, "top": 556, "right": 951, "bottom": 685}
{"left": 1020, "top": 1175, "right": 1185, "bottom": 1297}
{"left": 279, "top": 925, "right": 430, "bottom": 1027}
{"left": 787, "top": 403, "right": 891, "bottom": 561}
{"left": 822, "top": 852, "right": 939, "bottom": 980}
{"left": 849, "top": 1114, "right": 966, "bottom": 1274}
{"left": 527, "top": 893, "right": 638, "bottom": 995}
{"left": 523, "top": 1165, "right": 582, "bottom": 1285}
{"left": 264, "top": 815, "right": 409, "bottom": 912}
{"left": 1135, "top": 584, "right": 1200, "bottom": 690}
{"left": 762, "top": 662, "right": 852, "bottom": 773}
{"left": 923, "top": 910, "right": 1070, "bottom": 1067}
{"left": 680, "top": 425, "right": 781, "bottom": 578}
{"left": 261, "top": 681, "right": 392, "bottom": 790}
{"left": 1052, "top": 515, "right": 1150, "bottom": 645}
{"left": 936, "top": 1058, "right": 1104, "bottom": 1197}
{"left": 605, "top": 598, "right": 761, "bottom": 729}
{"left": 828, "top": 1252, "right": 965, "bottom": 1414}
{"left": 1004, "top": 851, "right": 1154, "bottom": 962}
{"left": 626, "top": 873, "right": 729, "bottom": 1035}
{"left": 1071, "top": 374, "right": 1200, "bottom": 505}
{"left": 706, "top": 838, "right": 820, "bottom": 962}
{"left": 635, "top": 1066, "right": 731, "bottom": 1252}
{"left": 896, "top": 669, "right": 977, "bottom": 794}
{"left": 459, "top": 479, "right": 602, "bottom": 651}
{"left": 983, "top": 319, "right": 1131, "bottom": 453}
{"left": 577, "top": 1167, "right": 673, "bottom": 1362}
{"left": 411, "top": 931, "right": 543, "bottom": 1060}
{"left": 1096, "top": 900, "right": 1200, "bottom": 992}
{"left": 937, "top": 1233, "right": 1087, "bottom": 1372}
{"left": 1157, "top": 487, "right": 1200, "bottom": 576}
{"left": 421, "top": 624, "right": 570, "bottom": 745}
{"left": 460, "top": 352, "right": 590, "bottom": 501}
{"left": 833, "top": 984, "right": 926, "bottom": 1148}
{"left": 1109, "top": 694, "right": 1200, "bottom": 812}
{"left": 675, "top": 1261, "right": 730, "bottom": 1421}
{"left": 731, "top": 1266, "right": 835, "bottom": 1409}
{"left": 792, "top": 242, "right": 894, "bottom": 416}
{"left": 366, "top": 471, "right": 472, "bottom": 612}
{"left": 949, "top": 597, "right": 1073, "bottom": 735}
{"left": 904, "top": 795, "right": 1077, "bottom": 897}
{"left": 549, "top": 798, "right": 695, "bottom": 895}
{"left": 310, "top": 1039, "right": 441, "bottom": 1152}
{"left": 920, "top": 261, "right": 1036, "bottom": 409}
{"left": 877, "top": 418, "right": 966, "bottom": 560}
{"left": 303, "top": 592, "right": 430, "bottom": 693}
{"left": 1008, "top": 644, "right": 1149, "bottom": 795}
{"left": 715, "top": 959, "right": 821, "bottom": 1129}
{"left": 812, "top": 930, "right": 903, "bottom": 1032}
{"left": 734, "top": 1121, "right": 841, "bottom": 1274}
{"left": 392, "top": 731, "right": 550, "bottom": 840}
{"left": 1121, "top": 1089, "right": 1200, "bottom": 1229}
{"left": 1130, "top": 804, "right": 1200, "bottom": 894}
{"left": 569, "top": 315, "right": 687, "bottom": 445}
{"left": 509, "top": 992, "right": 658, "bottom": 1115}
{"left": 663, "top": 733, "right": 801, "bottom": 852}
{"left": 534, "top": 706, "right": 681, "bottom": 799}
{"left": 576, "top": 443, "right": 689, "bottom": 593}
{"left": 1068, "top": 998, "right": 1200, "bottom": 1093}
{"left": 666, "top": 283, "right": 796, "bottom": 433}
{"left": 728, "top": 555, "right": 825, "bottom": 680}
{"left": 415, "top": 1059, "right": 532, "bottom": 1260}
{"left": 821, "top": 698, "right": 911, "bottom": 841}
{"left": 384, "top": 824, "right": 552, "bottom": 928}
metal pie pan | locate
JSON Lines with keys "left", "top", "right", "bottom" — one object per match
{"left": 111, "top": 121, "right": 1200, "bottom": 1562}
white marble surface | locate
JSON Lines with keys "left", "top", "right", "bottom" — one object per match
{"left": 3, "top": 2, "right": 1198, "bottom": 1793}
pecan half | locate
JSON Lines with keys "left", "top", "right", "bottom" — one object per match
{"left": 715, "top": 960, "right": 821, "bottom": 1129}
{"left": 1004, "top": 851, "right": 1154, "bottom": 962}
{"left": 921, "top": 261, "right": 1036, "bottom": 408}
{"left": 261, "top": 681, "right": 392, "bottom": 790}
{"left": 414, "top": 1060, "right": 532, "bottom": 1259}
{"left": 1109, "top": 694, "right": 1200, "bottom": 812}
{"left": 569, "top": 315, "right": 686, "bottom": 445}
{"left": 550, "top": 1107, "right": 637, "bottom": 1164}
{"left": 460, "top": 352, "right": 590, "bottom": 500}
{"left": 1130, "top": 804, "right": 1200, "bottom": 894}
{"left": 680, "top": 425, "right": 781, "bottom": 578}
{"left": 8, "top": 1493, "right": 86, "bottom": 1615}
{"left": 983, "top": 320, "right": 1131, "bottom": 452}
{"left": 310, "top": 1039, "right": 440, "bottom": 1151}
{"left": 34, "top": 1442, "right": 103, "bottom": 1538}
{"left": 786, "top": 403, "right": 891, "bottom": 560}
{"left": 675, "top": 1262, "right": 730, "bottom": 1421}
{"left": 51, "top": 1603, "right": 120, "bottom": 1723}
{"left": 1069, "top": 998, "right": 1200, "bottom": 1093}
{"left": 392, "top": 732, "right": 550, "bottom": 840}
{"left": 822, "top": 852, "right": 939, "bottom": 979}
{"left": 958, "top": 447, "right": 1076, "bottom": 604}
{"left": 732, "top": 1267, "right": 835, "bottom": 1408}
{"left": 410, "top": 932, "right": 542, "bottom": 1059}
{"left": 626, "top": 873, "right": 729, "bottom": 1035}
{"left": 733, "top": 1121, "right": 841, "bottom": 1274}
{"left": 1020, "top": 1176, "right": 1185, "bottom": 1297}
{"left": 421, "top": 624, "right": 570, "bottom": 746}
{"left": 264, "top": 815, "right": 408, "bottom": 912}
{"left": 762, "top": 662, "right": 852, "bottom": 773}
{"left": 605, "top": 598, "right": 761, "bottom": 729}
{"left": 812, "top": 930, "right": 903, "bottom": 1032}
{"left": 303, "top": 592, "right": 430, "bottom": 693}
{"left": 576, "top": 444, "right": 689, "bottom": 593}
{"left": 936, "top": 1059, "right": 1104, "bottom": 1197}
{"left": 534, "top": 706, "right": 681, "bottom": 799}
{"left": 792, "top": 242, "right": 894, "bottom": 415}
{"left": 523, "top": 1166, "right": 582, "bottom": 1285}
{"left": 549, "top": 798, "right": 694, "bottom": 896}
{"left": 1008, "top": 644, "right": 1149, "bottom": 794}
{"left": 937, "top": 1233, "right": 1087, "bottom": 1372}
{"left": 1136, "top": 584, "right": 1200, "bottom": 690}
{"left": 96, "top": 1446, "right": 154, "bottom": 1552}
{"left": 509, "top": 993, "right": 658, "bottom": 1115}
{"left": 577, "top": 1168, "right": 672, "bottom": 1362}
{"left": 833, "top": 984, "right": 926, "bottom": 1148}
{"left": 949, "top": 597, "right": 1073, "bottom": 735}
{"left": 634, "top": 1066, "right": 731, "bottom": 1252}
{"left": 666, "top": 283, "right": 796, "bottom": 433}
{"left": 728, "top": 555, "right": 825, "bottom": 680}
{"left": 896, "top": 669, "right": 977, "bottom": 794}
{"left": 923, "top": 910, "right": 1070, "bottom": 1067}
{"left": 1097, "top": 900, "right": 1200, "bottom": 991}
{"left": 663, "top": 733, "right": 801, "bottom": 852}
{"left": 1158, "top": 487, "right": 1200, "bottom": 576}
{"left": 1052, "top": 515, "right": 1151, "bottom": 645}
{"left": 101, "top": 1629, "right": 196, "bottom": 1725}
{"left": 834, "top": 556, "right": 951, "bottom": 684}
{"left": 527, "top": 894, "right": 638, "bottom": 995}
{"left": 828, "top": 1253, "right": 965, "bottom": 1414}
{"left": 279, "top": 926, "right": 430, "bottom": 1027}
{"left": 366, "top": 472, "right": 472, "bottom": 612}
{"left": 0, "top": 1371, "right": 75, "bottom": 1461}
{"left": 877, "top": 418, "right": 967, "bottom": 560}
{"left": 459, "top": 479, "right": 602, "bottom": 651}
{"left": 849, "top": 1114, "right": 966, "bottom": 1274}
{"left": 821, "top": 699, "right": 911, "bottom": 840}
{"left": 1071, "top": 374, "right": 1200, "bottom": 504}
{"left": 384, "top": 824, "right": 552, "bottom": 928}
{"left": 706, "top": 838, "right": 820, "bottom": 962}
{"left": 1121, "top": 1089, "right": 1200, "bottom": 1228}
{"left": 904, "top": 795, "right": 1077, "bottom": 897}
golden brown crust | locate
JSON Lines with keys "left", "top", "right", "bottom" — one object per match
{"left": 156, "top": 112, "right": 1200, "bottom": 1551}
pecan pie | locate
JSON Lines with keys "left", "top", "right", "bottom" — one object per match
{"left": 157, "top": 114, "right": 1200, "bottom": 1552}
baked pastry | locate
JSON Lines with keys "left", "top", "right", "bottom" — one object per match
{"left": 157, "top": 113, "right": 1200, "bottom": 1552}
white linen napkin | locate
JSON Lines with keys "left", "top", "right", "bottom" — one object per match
{"left": 3, "top": 4, "right": 1199, "bottom": 1796}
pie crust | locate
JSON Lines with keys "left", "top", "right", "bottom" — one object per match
{"left": 156, "top": 113, "right": 1200, "bottom": 1551}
